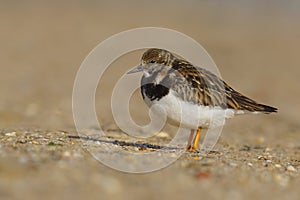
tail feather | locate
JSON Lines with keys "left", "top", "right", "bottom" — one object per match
{"left": 230, "top": 92, "right": 277, "bottom": 113}
{"left": 256, "top": 103, "right": 278, "bottom": 113}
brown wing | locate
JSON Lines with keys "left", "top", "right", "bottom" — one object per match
{"left": 170, "top": 59, "right": 277, "bottom": 113}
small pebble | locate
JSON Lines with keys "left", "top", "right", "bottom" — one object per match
{"left": 5, "top": 132, "right": 16, "bottom": 137}
{"left": 258, "top": 156, "right": 267, "bottom": 160}
{"left": 274, "top": 164, "right": 282, "bottom": 168}
{"left": 139, "top": 147, "right": 147, "bottom": 151}
{"left": 32, "top": 141, "right": 40, "bottom": 145}
{"left": 133, "top": 147, "right": 139, "bottom": 151}
{"left": 286, "top": 165, "right": 297, "bottom": 172}
{"left": 156, "top": 132, "right": 170, "bottom": 139}
{"left": 247, "top": 163, "right": 253, "bottom": 167}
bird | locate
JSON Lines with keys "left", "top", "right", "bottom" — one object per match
{"left": 127, "top": 48, "right": 277, "bottom": 151}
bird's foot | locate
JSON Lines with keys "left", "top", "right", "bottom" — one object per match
{"left": 187, "top": 145, "right": 198, "bottom": 152}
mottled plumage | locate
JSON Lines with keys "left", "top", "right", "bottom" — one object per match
{"left": 127, "top": 48, "right": 277, "bottom": 151}
{"left": 140, "top": 48, "right": 277, "bottom": 113}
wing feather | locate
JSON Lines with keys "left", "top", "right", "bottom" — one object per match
{"left": 169, "top": 59, "right": 277, "bottom": 113}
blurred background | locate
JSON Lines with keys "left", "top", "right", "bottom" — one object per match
{"left": 0, "top": 1, "right": 299, "bottom": 199}
{"left": 1, "top": 0, "right": 299, "bottom": 130}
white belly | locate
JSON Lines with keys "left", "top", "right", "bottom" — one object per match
{"left": 144, "top": 90, "right": 239, "bottom": 129}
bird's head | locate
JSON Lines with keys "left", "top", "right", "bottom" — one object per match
{"left": 127, "top": 48, "right": 173, "bottom": 77}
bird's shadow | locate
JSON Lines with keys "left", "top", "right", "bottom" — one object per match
{"left": 67, "top": 135, "right": 180, "bottom": 151}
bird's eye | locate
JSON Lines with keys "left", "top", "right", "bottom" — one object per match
{"left": 149, "top": 60, "right": 155, "bottom": 64}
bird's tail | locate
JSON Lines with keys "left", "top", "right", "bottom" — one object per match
{"left": 255, "top": 103, "right": 278, "bottom": 113}
{"left": 230, "top": 92, "right": 278, "bottom": 113}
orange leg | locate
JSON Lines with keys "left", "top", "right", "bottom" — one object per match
{"left": 187, "top": 127, "right": 202, "bottom": 151}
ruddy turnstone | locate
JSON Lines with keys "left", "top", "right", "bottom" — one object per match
{"left": 127, "top": 48, "right": 277, "bottom": 151}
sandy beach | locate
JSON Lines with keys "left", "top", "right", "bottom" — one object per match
{"left": 0, "top": 1, "right": 299, "bottom": 200}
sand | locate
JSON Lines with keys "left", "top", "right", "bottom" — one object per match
{"left": 0, "top": 1, "right": 299, "bottom": 200}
